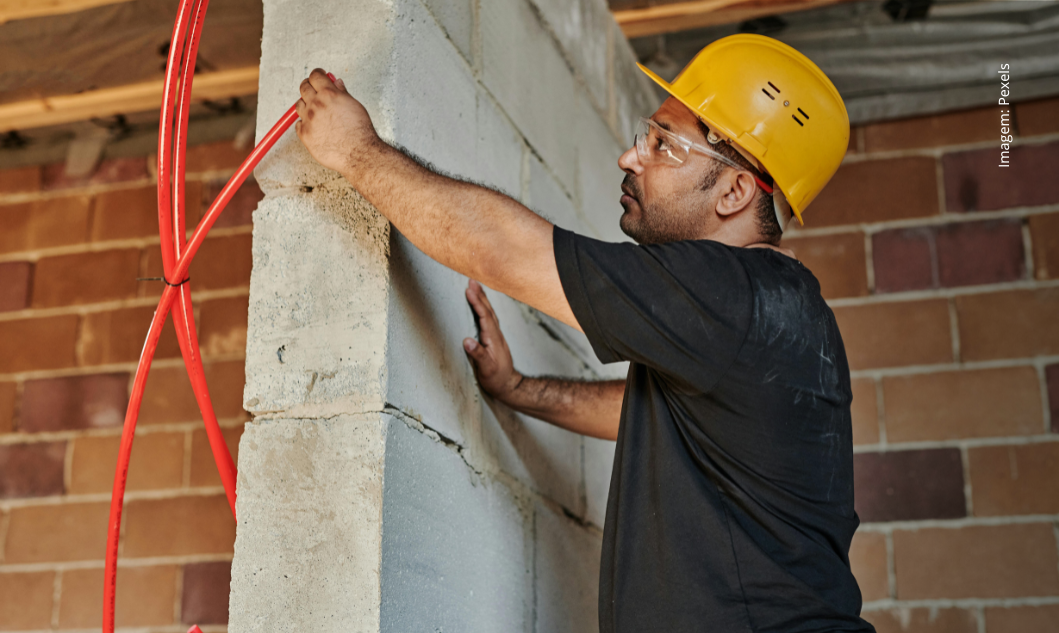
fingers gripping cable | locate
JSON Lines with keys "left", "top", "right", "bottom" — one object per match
{"left": 101, "top": 1, "right": 312, "bottom": 630}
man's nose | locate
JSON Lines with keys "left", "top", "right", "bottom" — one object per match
{"left": 618, "top": 145, "right": 642, "bottom": 175}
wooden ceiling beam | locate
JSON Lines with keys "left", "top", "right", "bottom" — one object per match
{"left": 0, "top": 66, "right": 260, "bottom": 132}
{"left": 0, "top": 0, "right": 136, "bottom": 24}
{"left": 613, "top": 0, "right": 851, "bottom": 38}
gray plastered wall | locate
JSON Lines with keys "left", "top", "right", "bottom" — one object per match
{"left": 232, "top": 0, "right": 658, "bottom": 630}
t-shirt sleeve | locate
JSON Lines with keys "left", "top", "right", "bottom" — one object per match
{"left": 553, "top": 225, "right": 753, "bottom": 393}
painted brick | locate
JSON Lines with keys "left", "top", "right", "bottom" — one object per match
{"left": 123, "top": 495, "right": 235, "bottom": 557}
{"left": 935, "top": 219, "right": 1025, "bottom": 287}
{"left": 183, "top": 140, "right": 251, "bottom": 174}
{"left": 191, "top": 425, "right": 244, "bottom": 487}
{"left": 20, "top": 372, "right": 129, "bottom": 432}
{"left": 208, "top": 177, "right": 263, "bottom": 228}
{"left": 1029, "top": 212, "right": 1059, "bottom": 279}
{"left": 893, "top": 523, "right": 1059, "bottom": 599}
{"left": 848, "top": 531, "right": 888, "bottom": 601}
{"left": 182, "top": 560, "right": 232, "bottom": 624}
{"left": 32, "top": 248, "right": 140, "bottom": 308}
{"left": 58, "top": 565, "right": 178, "bottom": 628}
{"left": 969, "top": 442, "right": 1059, "bottom": 516}
{"left": 805, "top": 157, "right": 939, "bottom": 228}
{"left": 199, "top": 296, "right": 249, "bottom": 357}
{"left": 782, "top": 232, "right": 868, "bottom": 298}
{"left": 882, "top": 367, "right": 1043, "bottom": 442}
{"left": 144, "top": 233, "right": 252, "bottom": 291}
{"left": 0, "top": 261, "right": 32, "bottom": 311}
{"left": 0, "top": 195, "right": 91, "bottom": 254}
{"left": 0, "top": 382, "right": 15, "bottom": 434}
{"left": 1048, "top": 364, "right": 1059, "bottom": 433}
{"left": 851, "top": 378, "right": 879, "bottom": 446}
{"left": 91, "top": 182, "right": 202, "bottom": 241}
{"left": 41, "top": 157, "right": 148, "bottom": 191}
{"left": 863, "top": 106, "right": 997, "bottom": 152}
{"left": 69, "top": 432, "right": 184, "bottom": 494}
{"left": 872, "top": 227, "right": 935, "bottom": 293}
{"left": 956, "top": 288, "right": 1059, "bottom": 360}
{"left": 1015, "top": 96, "right": 1059, "bottom": 137}
{"left": 4, "top": 502, "right": 110, "bottom": 563}
{"left": 0, "top": 571, "right": 54, "bottom": 630}
{"left": 943, "top": 141, "right": 1059, "bottom": 212}
{"left": 853, "top": 448, "right": 965, "bottom": 522}
{"left": 0, "top": 441, "right": 65, "bottom": 498}
{"left": 863, "top": 607, "right": 978, "bottom": 633}
{"left": 0, "top": 314, "right": 79, "bottom": 373}
{"left": 79, "top": 305, "right": 182, "bottom": 365}
{"left": 0, "top": 165, "right": 42, "bottom": 194}
{"left": 832, "top": 300, "right": 952, "bottom": 370}
{"left": 984, "top": 604, "right": 1059, "bottom": 633}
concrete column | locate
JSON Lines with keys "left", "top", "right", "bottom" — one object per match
{"left": 231, "top": 0, "right": 658, "bottom": 630}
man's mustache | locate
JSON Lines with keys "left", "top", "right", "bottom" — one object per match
{"left": 621, "top": 174, "right": 643, "bottom": 204}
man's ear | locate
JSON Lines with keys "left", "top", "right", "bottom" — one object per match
{"left": 714, "top": 171, "right": 758, "bottom": 218}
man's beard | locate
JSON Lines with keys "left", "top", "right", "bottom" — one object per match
{"left": 619, "top": 173, "right": 714, "bottom": 245}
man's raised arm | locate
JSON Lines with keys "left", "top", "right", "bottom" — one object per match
{"left": 295, "top": 69, "right": 581, "bottom": 332}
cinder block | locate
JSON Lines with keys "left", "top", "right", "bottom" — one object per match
{"left": 575, "top": 91, "right": 628, "bottom": 243}
{"left": 534, "top": 501, "right": 602, "bottom": 633}
{"left": 422, "top": 0, "right": 475, "bottom": 64}
{"left": 583, "top": 436, "right": 615, "bottom": 528}
{"left": 611, "top": 35, "right": 661, "bottom": 149}
{"left": 475, "top": 91, "right": 525, "bottom": 198}
{"left": 381, "top": 418, "right": 531, "bottom": 633}
{"left": 530, "top": 0, "right": 611, "bottom": 113}
{"left": 527, "top": 152, "right": 579, "bottom": 228}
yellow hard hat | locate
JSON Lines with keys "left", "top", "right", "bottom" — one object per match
{"left": 637, "top": 34, "right": 849, "bottom": 225}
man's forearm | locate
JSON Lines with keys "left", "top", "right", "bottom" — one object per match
{"left": 498, "top": 376, "right": 625, "bottom": 441}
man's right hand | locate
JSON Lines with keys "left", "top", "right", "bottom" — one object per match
{"left": 463, "top": 279, "right": 523, "bottom": 402}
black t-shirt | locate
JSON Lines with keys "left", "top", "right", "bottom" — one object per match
{"left": 553, "top": 226, "right": 876, "bottom": 633}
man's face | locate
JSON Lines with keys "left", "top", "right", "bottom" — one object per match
{"left": 617, "top": 97, "right": 723, "bottom": 245}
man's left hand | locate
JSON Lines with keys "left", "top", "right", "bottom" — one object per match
{"left": 295, "top": 68, "right": 380, "bottom": 177}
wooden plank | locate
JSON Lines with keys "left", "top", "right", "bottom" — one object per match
{"left": 614, "top": 0, "right": 850, "bottom": 38}
{"left": 0, "top": 0, "right": 135, "bottom": 24}
{"left": 0, "top": 66, "right": 260, "bottom": 132}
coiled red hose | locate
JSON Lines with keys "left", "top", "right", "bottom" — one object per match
{"left": 101, "top": 0, "right": 305, "bottom": 629}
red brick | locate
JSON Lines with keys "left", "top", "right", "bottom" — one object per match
{"left": 780, "top": 232, "right": 867, "bottom": 298}
{"left": 144, "top": 233, "right": 252, "bottom": 291}
{"left": 854, "top": 448, "right": 965, "bottom": 522}
{"left": 883, "top": 367, "right": 1043, "bottom": 442}
{"left": 182, "top": 560, "right": 231, "bottom": 624}
{"left": 123, "top": 495, "right": 235, "bottom": 557}
{"left": 872, "top": 227, "right": 935, "bottom": 293}
{"left": 985, "top": 604, "right": 1059, "bottom": 633}
{"left": 1016, "top": 96, "right": 1059, "bottom": 137}
{"left": 863, "top": 106, "right": 998, "bottom": 152}
{"left": 935, "top": 219, "right": 1025, "bottom": 287}
{"left": 956, "top": 288, "right": 1059, "bottom": 360}
{"left": 851, "top": 377, "right": 878, "bottom": 446}
{"left": 41, "top": 156, "right": 148, "bottom": 191}
{"left": 1048, "top": 364, "right": 1059, "bottom": 433}
{"left": 184, "top": 140, "right": 251, "bottom": 174}
{"left": 0, "top": 165, "right": 42, "bottom": 194}
{"left": 0, "top": 314, "right": 79, "bottom": 373}
{"left": 200, "top": 296, "right": 248, "bottom": 357}
{"left": 0, "top": 571, "right": 54, "bottom": 630}
{"left": 4, "top": 502, "right": 110, "bottom": 563}
{"left": 848, "top": 531, "right": 888, "bottom": 601}
{"left": 69, "top": 432, "right": 184, "bottom": 494}
{"left": 32, "top": 248, "right": 140, "bottom": 308}
{"left": 91, "top": 182, "right": 203, "bottom": 242}
{"left": 191, "top": 425, "right": 244, "bottom": 487}
{"left": 864, "top": 607, "right": 978, "bottom": 633}
{"left": 969, "top": 442, "right": 1059, "bottom": 516}
{"left": 20, "top": 372, "right": 128, "bottom": 432}
{"left": 943, "top": 141, "right": 1059, "bottom": 212}
{"left": 141, "top": 360, "right": 247, "bottom": 425}
{"left": 0, "top": 195, "right": 91, "bottom": 254}
{"left": 832, "top": 300, "right": 952, "bottom": 370}
{"left": 208, "top": 177, "right": 263, "bottom": 228}
{"left": 0, "top": 441, "right": 66, "bottom": 498}
{"left": 0, "top": 382, "right": 15, "bottom": 434}
{"left": 893, "top": 523, "right": 1059, "bottom": 599}
{"left": 1029, "top": 212, "right": 1059, "bottom": 279}
{"left": 79, "top": 306, "right": 182, "bottom": 366}
{"left": 59, "top": 565, "right": 177, "bottom": 628}
{"left": 807, "top": 157, "right": 939, "bottom": 228}
{"left": 0, "top": 261, "right": 32, "bottom": 311}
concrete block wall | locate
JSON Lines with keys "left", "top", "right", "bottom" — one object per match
{"left": 780, "top": 96, "right": 1059, "bottom": 633}
{"left": 236, "top": 0, "right": 656, "bottom": 631}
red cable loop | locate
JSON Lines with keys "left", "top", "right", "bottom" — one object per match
{"left": 102, "top": 0, "right": 306, "bottom": 629}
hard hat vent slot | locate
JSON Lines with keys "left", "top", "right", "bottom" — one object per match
{"left": 792, "top": 114, "right": 804, "bottom": 127}
{"left": 798, "top": 107, "right": 809, "bottom": 119}
{"left": 762, "top": 88, "right": 776, "bottom": 100}
{"left": 768, "top": 81, "right": 781, "bottom": 93}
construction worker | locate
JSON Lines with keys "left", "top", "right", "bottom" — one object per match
{"left": 296, "top": 33, "right": 874, "bottom": 633}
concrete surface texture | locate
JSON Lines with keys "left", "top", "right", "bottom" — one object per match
{"left": 233, "top": 0, "right": 657, "bottom": 630}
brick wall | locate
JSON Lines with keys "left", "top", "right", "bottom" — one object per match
{"left": 0, "top": 139, "right": 262, "bottom": 631}
{"left": 781, "top": 96, "right": 1059, "bottom": 633}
